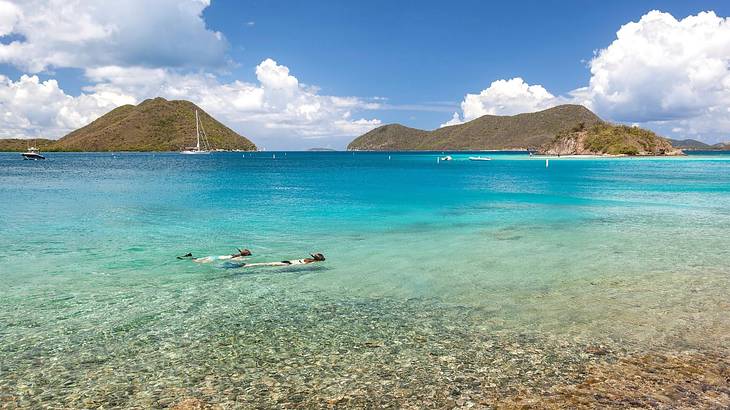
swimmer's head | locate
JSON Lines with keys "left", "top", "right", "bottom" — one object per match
{"left": 311, "top": 253, "right": 325, "bottom": 261}
{"left": 238, "top": 248, "right": 252, "bottom": 256}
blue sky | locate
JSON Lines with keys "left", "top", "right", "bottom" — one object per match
{"left": 1, "top": 0, "right": 730, "bottom": 148}
{"left": 206, "top": 0, "right": 730, "bottom": 129}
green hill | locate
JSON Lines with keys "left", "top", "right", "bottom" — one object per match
{"left": 0, "top": 98, "right": 256, "bottom": 152}
{"left": 0, "top": 138, "right": 57, "bottom": 152}
{"left": 540, "top": 123, "right": 681, "bottom": 156}
{"left": 53, "top": 98, "right": 256, "bottom": 151}
{"left": 347, "top": 105, "right": 602, "bottom": 151}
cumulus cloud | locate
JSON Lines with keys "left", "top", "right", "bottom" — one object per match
{"left": 0, "top": 0, "right": 227, "bottom": 72}
{"left": 440, "top": 112, "right": 463, "bottom": 128}
{"left": 0, "top": 1, "right": 20, "bottom": 36}
{"left": 0, "top": 1, "right": 382, "bottom": 148}
{"left": 0, "top": 59, "right": 381, "bottom": 147}
{"left": 462, "top": 78, "right": 557, "bottom": 120}
{"left": 446, "top": 78, "right": 560, "bottom": 125}
{"left": 446, "top": 10, "right": 730, "bottom": 142}
{"left": 0, "top": 74, "right": 134, "bottom": 138}
{"left": 586, "top": 10, "right": 730, "bottom": 140}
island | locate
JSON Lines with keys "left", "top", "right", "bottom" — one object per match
{"left": 348, "top": 104, "right": 684, "bottom": 156}
{"left": 667, "top": 138, "right": 730, "bottom": 150}
{"left": 0, "top": 97, "right": 256, "bottom": 152}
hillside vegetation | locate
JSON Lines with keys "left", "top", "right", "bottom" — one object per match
{"left": 540, "top": 123, "right": 681, "bottom": 156}
{"left": 347, "top": 105, "right": 602, "bottom": 151}
{"left": 0, "top": 98, "right": 256, "bottom": 152}
{"left": 0, "top": 139, "right": 57, "bottom": 152}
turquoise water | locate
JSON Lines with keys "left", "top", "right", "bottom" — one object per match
{"left": 2, "top": 151, "right": 730, "bottom": 407}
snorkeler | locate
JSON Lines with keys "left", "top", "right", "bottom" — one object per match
{"left": 177, "top": 248, "right": 252, "bottom": 263}
{"left": 238, "top": 253, "right": 325, "bottom": 268}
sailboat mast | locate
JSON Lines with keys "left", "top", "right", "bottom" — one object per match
{"left": 195, "top": 110, "right": 200, "bottom": 150}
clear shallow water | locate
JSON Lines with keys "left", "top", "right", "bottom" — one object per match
{"left": 1, "top": 151, "right": 730, "bottom": 407}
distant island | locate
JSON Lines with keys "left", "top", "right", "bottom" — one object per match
{"left": 348, "top": 105, "right": 603, "bottom": 151}
{"left": 307, "top": 147, "right": 337, "bottom": 151}
{"left": 0, "top": 97, "right": 256, "bottom": 152}
{"left": 348, "top": 104, "right": 686, "bottom": 156}
{"left": 667, "top": 138, "right": 730, "bottom": 150}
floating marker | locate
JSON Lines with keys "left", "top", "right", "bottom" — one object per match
{"left": 388, "top": 155, "right": 391, "bottom": 160}
{"left": 273, "top": 153, "right": 276, "bottom": 159}
{"left": 546, "top": 159, "right": 549, "bottom": 168}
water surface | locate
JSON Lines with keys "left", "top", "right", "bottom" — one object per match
{"left": 1, "top": 151, "right": 729, "bottom": 407}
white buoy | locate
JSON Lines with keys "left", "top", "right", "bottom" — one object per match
{"left": 546, "top": 159, "right": 549, "bottom": 168}
{"left": 273, "top": 153, "right": 276, "bottom": 159}
{"left": 437, "top": 157, "right": 440, "bottom": 164}
{"left": 388, "top": 155, "right": 391, "bottom": 160}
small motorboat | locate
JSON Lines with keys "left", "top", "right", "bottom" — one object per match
{"left": 440, "top": 155, "right": 453, "bottom": 161}
{"left": 22, "top": 146, "right": 45, "bottom": 160}
{"left": 468, "top": 156, "right": 491, "bottom": 161}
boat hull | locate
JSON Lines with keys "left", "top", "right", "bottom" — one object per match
{"left": 180, "top": 150, "right": 210, "bottom": 155}
{"left": 22, "top": 153, "right": 45, "bottom": 160}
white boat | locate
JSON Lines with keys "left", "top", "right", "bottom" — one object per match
{"left": 468, "top": 156, "right": 491, "bottom": 161}
{"left": 440, "top": 155, "right": 453, "bottom": 161}
{"left": 181, "top": 110, "right": 211, "bottom": 155}
{"left": 21, "top": 144, "right": 45, "bottom": 160}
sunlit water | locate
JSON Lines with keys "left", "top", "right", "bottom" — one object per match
{"left": 1, "top": 151, "right": 729, "bottom": 407}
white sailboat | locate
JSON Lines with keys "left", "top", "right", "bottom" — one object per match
{"left": 181, "top": 110, "right": 211, "bottom": 155}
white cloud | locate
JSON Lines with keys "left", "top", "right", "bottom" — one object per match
{"left": 0, "top": 1, "right": 381, "bottom": 148}
{"left": 440, "top": 112, "right": 463, "bottom": 128}
{"left": 0, "top": 74, "right": 133, "bottom": 138}
{"left": 459, "top": 78, "right": 558, "bottom": 121}
{"left": 0, "top": 0, "right": 227, "bottom": 72}
{"left": 0, "top": 59, "right": 381, "bottom": 148}
{"left": 446, "top": 10, "right": 730, "bottom": 142}
{"left": 586, "top": 10, "right": 730, "bottom": 140}
{"left": 0, "top": 1, "right": 21, "bottom": 36}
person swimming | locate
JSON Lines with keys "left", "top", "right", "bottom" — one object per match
{"left": 178, "top": 248, "right": 252, "bottom": 263}
{"left": 238, "top": 253, "right": 325, "bottom": 268}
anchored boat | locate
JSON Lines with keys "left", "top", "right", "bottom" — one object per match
{"left": 468, "top": 156, "right": 491, "bottom": 161}
{"left": 21, "top": 145, "right": 45, "bottom": 160}
{"left": 181, "top": 110, "right": 211, "bottom": 155}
